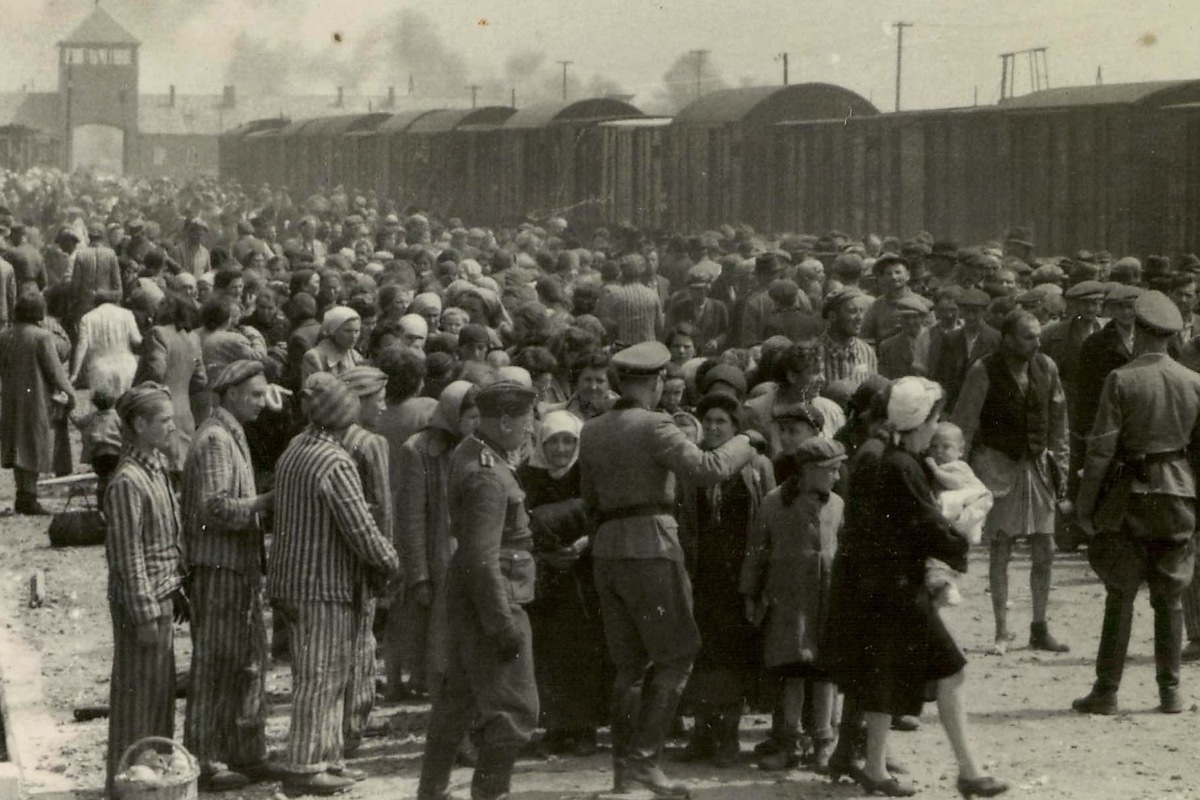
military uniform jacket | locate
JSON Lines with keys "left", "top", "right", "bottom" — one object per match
{"left": 579, "top": 399, "right": 755, "bottom": 563}
{"left": 446, "top": 435, "right": 536, "bottom": 638}
{"left": 1077, "top": 352, "right": 1200, "bottom": 534}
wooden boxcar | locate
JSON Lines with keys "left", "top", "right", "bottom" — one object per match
{"left": 373, "top": 110, "right": 440, "bottom": 200}
{"left": 496, "top": 98, "right": 643, "bottom": 226}
{"left": 573, "top": 116, "right": 672, "bottom": 230}
{"left": 219, "top": 118, "right": 287, "bottom": 188}
{"left": 668, "top": 84, "right": 878, "bottom": 233}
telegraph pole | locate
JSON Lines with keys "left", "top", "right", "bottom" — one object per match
{"left": 690, "top": 49, "right": 710, "bottom": 98}
{"left": 467, "top": 84, "right": 480, "bottom": 108}
{"left": 780, "top": 52, "right": 789, "bottom": 85}
{"left": 511, "top": 87, "right": 517, "bottom": 107}
{"left": 893, "top": 21, "right": 912, "bottom": 111}
{"left": 556, "top": 60, "right": 573, "bottom": 102}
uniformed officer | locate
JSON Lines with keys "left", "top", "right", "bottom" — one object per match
{"left": 1073, "top": 291, "right": 1200, "bottom": 715}
{"left": 417, "top": 381, "right": 540, "bottom": 800}
{"left": 580, "top": 341, "right": 757, "bottom": 798}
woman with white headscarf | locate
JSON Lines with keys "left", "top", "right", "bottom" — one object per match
{"left": 821, "top": 377, "right": 1007, "bottom": 798}
{"left": 517, "top": 410, "right": 608, "bottom": 757}
{"left": 300, "top": 305, "right": 364, "bottom": 385}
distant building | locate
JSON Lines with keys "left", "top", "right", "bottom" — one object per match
{"left": 0, "top": 6, "right": 456, "bottom": 179}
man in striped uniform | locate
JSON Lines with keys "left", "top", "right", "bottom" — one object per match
{"left": 268, "top": 372, "right": 400, "bottom": 797}
{"left": 338, "top": 366, "right": 393, "bottom": 755}
{"left": 104, "top": 383, "right": 185, "bottom": 797}
{"left": 418, "top": 381, "right": 540, "bottom": 800}
{"left": 181, "top": 360, "right": 280, "bottom": 791}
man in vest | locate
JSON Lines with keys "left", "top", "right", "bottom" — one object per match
{"left": 1073, "top": 291, "right": 1200, "bottom": 714}
{"left": 953, "top": 309, "right": 1071, "bottom": 656}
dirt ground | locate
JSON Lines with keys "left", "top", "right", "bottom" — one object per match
{"left": 3, "top": 463, "right": 1200, "bottom": 800}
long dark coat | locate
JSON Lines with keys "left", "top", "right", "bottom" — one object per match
{"left": 0, "top": 323, "right": 74, "bottom": 474}
{"left": 822, "top": 444, "right": 969, "bottom": 717}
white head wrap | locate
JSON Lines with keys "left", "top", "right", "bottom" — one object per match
{"left": 887, "top": 376, "right": 944, "bottom": 433}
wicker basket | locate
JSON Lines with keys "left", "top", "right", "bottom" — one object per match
{"left": 113, "top": 737, "right": 199, "bottom": 800}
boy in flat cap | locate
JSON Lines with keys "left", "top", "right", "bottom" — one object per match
{"left": 877, "top": 294, "right": 929, "bottom": 379}
{"left": 1074, "top": 291, "right": 1200, "bottom": 715}
{"left": 419, "top": 381, "right": 540, "bottom": 800}
{"left": 579, "top": 341, "right": 757, "bottom": 798}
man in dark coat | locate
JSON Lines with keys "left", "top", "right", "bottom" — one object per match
{"left": 933, "top": 288, "right": 999, "bottom": 411}
{"left": 1074, "top": 291, "right": 1200, "bottom": 715}
{"left": 1074, "top": 284, "right": 1142, "bottom": 442}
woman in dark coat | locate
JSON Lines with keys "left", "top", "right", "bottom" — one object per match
{"left": 517, "top": 409, "right": 609, "bottom": 755}
{"left": 675, "top": 391, "right": 770, "bottom": 767}
{"left": 823, "top": 377, "right": 1007, "bottom": 798}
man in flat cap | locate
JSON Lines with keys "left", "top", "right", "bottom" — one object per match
{"left": 418, "top": 381, "right": 539, "bottom": 800}
{"left": 1075, "top": 285, "right": 1143, "bottom": 448}
{"left": 1074, "top": 291, "right": 1200, "bottom": 715}
{"left": 181, "top": 361, "right": 279, "bottom": 790}
{"left": 877, "top": 294, "right": 929, "bottom": 379}
{"left": 861, "top": 254, "right": 918, "bottom": 345}
{"left": 932, "top": 288, "right": 999, "bottom": 411}
{"left": 269, "top": 373, "right": 400, "bottom": 796}
{"left": 68, "top": 221, "right": 123, "bottom": 330}
{"left": 818, "top": 288, "right": 878, "bottom": 391}
{"left": 953, "top": 310, "right": 1070, "bottom": 656}
{"left": 579, "top": 341, "right": 757, "bottom": 798}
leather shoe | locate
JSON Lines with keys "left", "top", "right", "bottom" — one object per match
{"left": 282, "top": 772, "right": 355, "bottom": 797}
{"left": 1159, "top": 687, "right": 1183, "bottom": 714}
{"left": 199, "top": 769, "right": 249, "bottom": 792}
{"left": 328, "top": 766, "right": 366, "bottom": 782}
{"left": 233, "top": 760, "right": 290, "bottom": 783}
{"left": 1072, "top": 690, "right": 1118, "bottom": 715}
{"left": 1182, "top": 640, "right": 1200, "bottom": 663}
{"left": 890, "top": 715, "right": 919, "bottom": 732}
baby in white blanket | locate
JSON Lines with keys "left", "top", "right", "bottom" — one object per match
{"left": 925, "top": 421, "right": 993, "bottom": 607}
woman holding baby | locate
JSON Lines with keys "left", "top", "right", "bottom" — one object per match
{"left": 822, "top": 376, "right": 1007, "bottom": 798}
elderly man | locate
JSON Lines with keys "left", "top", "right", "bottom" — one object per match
{"left": 953, "top": 310, "right": 1071, "bottom": 656}
{"left": 580, "top": 342, "right": 757, "bottom": 798}
{"left": 181, "top": 361, "right": 278, "bottom": 791}
{"left": 817, "top": 288, "right": 877, "bottom": 391}
{"left": 417, "top": 382, "right": 539, "bottom": 800}
{"left": 103, "top": 384, "right": 184, "bottom": 797}
{"left": 398, "top": 313, "right": 428, "bottom": 353}
{"left": 1074, "top": 292, "right": 1200, "bottom": 715}
{"left": 267, "top": 373, "right": 400, "bottom": 796}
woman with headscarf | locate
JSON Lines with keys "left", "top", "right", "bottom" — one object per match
{"left": 821, "top": 377, "right": 1007, "bottom": 798}
{"left": 674, "top": 392, "right": 772, "bottom": 767}
{"left": 517, "top": 410, "right": 608, "bottom": 756}
{"left": 0, "top": 292, "right": 76, "bottom": 514}
{"left": 393, "top": 381, "right": 480, "bottom": 701}
{"left": 409, "top": 292, "right": 443, "bottom": 333}
{"left": 301, "top": 305, "right": 364, "bottom": 385}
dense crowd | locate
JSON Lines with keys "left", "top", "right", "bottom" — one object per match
{"left": 3, "top": 167, "right": 1200, "bottom": 800}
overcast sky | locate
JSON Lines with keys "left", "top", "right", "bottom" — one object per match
{"left": 3, "top": 0, "right": 1197, "bottom": 112}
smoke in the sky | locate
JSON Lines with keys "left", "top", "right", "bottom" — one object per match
{"left": 652, "top": 51, "right": 731, "bottom": 112}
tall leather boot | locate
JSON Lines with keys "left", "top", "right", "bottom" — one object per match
{"left": 470, "top": 744, "right": 520, "bottom": 800}
{"left": 672, "top": 715, "right": 714, "bottom": 763}
{"left": 418, "top": 738, "right": 463, "bottom": 800}
{"left": 624, "top": 686, "right": 690, "bottom": 798}
{"left": 709, "top": 713, "right": 741, "bottom": 769}
{"left": 1073, "top": 590, "right": 1131, "bottom": 714}
{"left": 1154, "top": 599, "right": 1184, "bottom": 713}
{"left": 610, "top": 686, "right": 641, "bottom": 794}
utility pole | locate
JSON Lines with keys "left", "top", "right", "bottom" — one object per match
{"left": 780, "top": 52, "right": 789, "bottom": 85}
{"left": 467, "top": 84, "right": 480, "bottom": 108}
{"left": 556, "top": 60, "right": 573, "bottom": 102}
{"left": 1096, "top": 65, "right": 1103, "bottom": 85}
{"left": 511, "top": 87, "right": 517, "bottom": 108}
{"left": 690, "top": 49, "right": 710, "bottom": 98}
{"left": 892, "top": 22, "right": 912, "bottom": 112}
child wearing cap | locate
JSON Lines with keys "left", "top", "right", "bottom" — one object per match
{"left": 924, "top": 421, "right": 994, "bottom": 607}
{"left": 71, "top": 381, "right": 123, "bottom": 504}
{"left": 740, "top": 436, "right": 845, "bottom": 771}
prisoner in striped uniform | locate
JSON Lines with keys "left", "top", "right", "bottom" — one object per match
{"left": 268, "top": 372, "right": 400, "bottom": 797}
{"left": 104, "top": 384, "right": 183, "bottom": 797}
{"left": 339, "top": 366, "right": 393, "bottom": 753}
{"left": 181, "top": 361, "right": 280, "bottom": 791}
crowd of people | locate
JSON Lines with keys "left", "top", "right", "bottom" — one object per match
{"left": 3, "top": 166, "right": 1200, "bottom": 800}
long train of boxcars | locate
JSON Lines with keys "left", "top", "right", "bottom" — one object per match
{"left": 219, "top": 80, "right": 1200, "bottom": 256}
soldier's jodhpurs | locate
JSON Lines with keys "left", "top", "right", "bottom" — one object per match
{"left": 420, "top": 597, "right": 537, "bottom": 798}
{"left": 1087, "top": 504, "right": 1195, "bottom": 694}
{"left": 594, "top": 558, "right": 701, "bottom": 765}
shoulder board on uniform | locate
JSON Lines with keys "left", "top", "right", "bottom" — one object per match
{"left": 480, "top": 448, "right": 495, "bottom": 467}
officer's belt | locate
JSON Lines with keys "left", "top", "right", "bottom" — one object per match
{"left": 596, "top": 503, "right": 675, "bottom": 525}
{"left": 1114, "top": 449, "right": 1187, "bottom": 484}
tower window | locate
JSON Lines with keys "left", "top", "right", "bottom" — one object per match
{"left": 111, "top": 49, "right": 131, "bottom": 66}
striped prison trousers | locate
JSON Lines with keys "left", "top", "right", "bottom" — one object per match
{"left": 106, "top": 599, "right": 175, "bottom": 796}
{"left": 184, "top": 566, "right": 269, "bottom": 774}
{"left": 277, "top": 600, "right": 356, "bottom": 773}
{"left": 344, "top": 596, "right": 376, "bottom": 745}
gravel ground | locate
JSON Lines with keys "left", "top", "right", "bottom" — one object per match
{"left": 3, "top": 464, "right": 1200, "bottom": 800}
